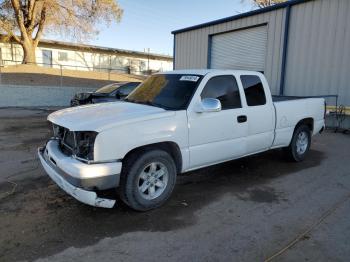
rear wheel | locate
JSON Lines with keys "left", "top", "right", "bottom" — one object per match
{"left": 284, "top": 125, "right": 311, "bottom": 162}
{"left": 119, "top": 149, "right": 177, "bottom": 211}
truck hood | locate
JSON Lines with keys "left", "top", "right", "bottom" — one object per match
{"left": 48, "top": 102, "right": 175, "bottom": 132}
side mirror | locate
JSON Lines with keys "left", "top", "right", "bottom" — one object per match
{"left": 195, "top": 98, "right": 222, "bottom": 113}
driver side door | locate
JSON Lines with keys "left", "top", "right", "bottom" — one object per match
{"left": 187, "top": 74, "right": 248, "bottom": 169}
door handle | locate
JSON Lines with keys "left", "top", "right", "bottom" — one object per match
{"left": 237, "top": 115, "right": 247, "bottom": 123}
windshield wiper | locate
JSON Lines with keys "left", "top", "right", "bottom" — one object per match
{"left": 138, "top": 101, "right": 163, "bottom": 108}
{"left": 124, "top": 98, "right": 135, "bottom": 103}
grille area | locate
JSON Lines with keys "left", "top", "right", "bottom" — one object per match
{"left": 52, "top": 124, "right": 76, "bottom": 156}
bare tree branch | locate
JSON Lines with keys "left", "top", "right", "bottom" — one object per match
{"left": 1, "top": 0, "right": 123, "bottom": 63}
{"left": 248, "top": 0, "right": 287, "bottom": 8}
{"left": 28, "top": 0, "right": 38, "bottom": 32}
{"left": 33, "top": 3, "right": 45, "bottom": 46}
{"left": 0, "top": 19, "right": 22, "bottom": 43}
{"left": 10, "top": 0, "right": 28, "bottom": 39}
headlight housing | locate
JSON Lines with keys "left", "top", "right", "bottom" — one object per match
{"left": 52, "top": 124, "right": 97, "bottom": 162}
{"left": 74, "top": 131, "right": 98, "bottom": 161}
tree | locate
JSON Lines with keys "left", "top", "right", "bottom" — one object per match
{"left": 251, "top": 0, "right": 287, "bottom": 8}
{"left": 0, "top": 0, "right": 123, "bottom": 64}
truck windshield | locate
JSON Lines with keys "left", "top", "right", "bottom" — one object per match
{"left": 125, "top": 74, "right": 203, "bottom": 110}
{"left": 95, "top": 83, "right": 119, "bottom": 94}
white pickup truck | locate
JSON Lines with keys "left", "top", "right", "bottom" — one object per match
{"left": 38, "top": 70, "right": 325, "bottom": 210}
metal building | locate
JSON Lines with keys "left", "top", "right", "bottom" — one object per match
{"left": 172, "top": 0, "right": 350, "bottom": 111}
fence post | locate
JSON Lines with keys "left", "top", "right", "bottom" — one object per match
{"left": 60, "top": 65, "right": 63, "bottom": 88}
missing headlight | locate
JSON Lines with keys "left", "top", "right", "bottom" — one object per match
{"left": 52, "top": 123, "right": 64, "bottom": 139}
{"left": 74, "top": 131, "right": 98, "bottom": 161}
{"left": 51, "top": 122, "right": 98, "bottom": 162}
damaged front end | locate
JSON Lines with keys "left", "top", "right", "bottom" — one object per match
{"left": 37, "top": 146, "right": 117, "bottom": 208}
{"left": 52, "top": 124, "right": 97, "bottom": 164}
{"left": 37, "top": 123, "right": 122, "bottom": 208}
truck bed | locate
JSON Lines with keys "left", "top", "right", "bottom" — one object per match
{"left": 272, "top": 95, "right": 309, "bottom": 102}
{"left": 271, "top": 96, "right": 325, "bottom": 148}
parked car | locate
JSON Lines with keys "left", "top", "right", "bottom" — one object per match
{"left": 70, "top": 82, "right": 140, "bottom": 106}
{"left": 38, "top": 70, "right": 325, "bottom": 211}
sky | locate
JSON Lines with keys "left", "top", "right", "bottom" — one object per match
{"left": 51, "top": 0, "right": 254, "bottom": 56}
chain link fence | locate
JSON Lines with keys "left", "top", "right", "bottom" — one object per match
{"left": 0, "top": 60, "right": 150, "bottom": 107}
{"left": 0, "top": 59, "right": 150, "bottom": 89}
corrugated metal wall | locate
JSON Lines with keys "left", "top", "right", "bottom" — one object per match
{"left": 284, "top": 0, "right": 350, "bottom": 106}
{"left": 174, "top": 0, "right": 350, "bottom": 106}
{"left": 174, "top": 8, "right": 287, "bottom": 95}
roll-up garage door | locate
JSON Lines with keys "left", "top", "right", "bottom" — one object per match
{"left": 210, "top": 26, "right": 267, "bottom": 71}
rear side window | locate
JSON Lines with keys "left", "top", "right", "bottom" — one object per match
{"left": 240, "top": 75, "right": 266, "bottom": 106}
{"left": 201, "top": 75, "right": 241, "bottom": 110}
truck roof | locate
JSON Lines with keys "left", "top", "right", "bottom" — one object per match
{"left": 159, "top": 69, "right": 261, "bottom": 76}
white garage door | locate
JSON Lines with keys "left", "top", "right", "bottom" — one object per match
{"left": 210, "top": 26, "right": 267, "bottom": 71}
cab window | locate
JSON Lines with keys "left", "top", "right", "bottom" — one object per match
{"left": 240, "top": 75, "right": 266, "bottom": 106}
{"left": 201, "top": 75, "right": 241, "bottom": 110}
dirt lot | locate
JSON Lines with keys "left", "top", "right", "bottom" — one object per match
{"left": 0, "top": 108, "right": 350, "bottom": 262}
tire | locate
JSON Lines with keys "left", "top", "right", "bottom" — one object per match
{"left": 284, "top": 124, "right": 311, "bottom": 162}
{"left": 119, "top": 149, "right": 177, "bottom": 211}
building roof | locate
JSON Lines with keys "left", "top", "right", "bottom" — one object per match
{"left": 171, "top": 0, "right": 312, "bottom": 34}
{"left": 160, "top": 69, "right": 262, "bottom": 75}
{"left": 0, "top": 35, "right": 173, "bottom": 61}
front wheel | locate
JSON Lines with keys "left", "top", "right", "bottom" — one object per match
{"left": 119, "top": 149, "right": 177, "bottom": 211}
{"left": 284, "top": 125, "right": 311, "bottom": 162}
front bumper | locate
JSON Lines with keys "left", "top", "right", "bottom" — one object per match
{"left": 38, "top": 140, "right": 122, "bottom": 208}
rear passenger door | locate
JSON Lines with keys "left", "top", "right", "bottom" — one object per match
{"left": 187, "top": 74, "right": 248, "bottom": 168}
{"left": 239, "top": 74, "right": 275, "bottom": 154}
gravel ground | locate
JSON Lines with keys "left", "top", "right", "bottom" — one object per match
{"left": 0, "top": 108, "right": 349, "bottom": 262}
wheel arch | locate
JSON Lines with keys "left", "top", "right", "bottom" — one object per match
{"left": 284, "top": 117, "right": 313, "bottom": 162}
{"left": 285, "top": 117, "right": 314, "bottom": 147}
{"left": 122, "top": 141, "right": 183, "bottom": 174}
{"left": 295, "top": 117, "right": 314, "bottom": 133}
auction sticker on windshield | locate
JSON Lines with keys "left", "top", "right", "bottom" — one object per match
{"left": 180, "top": 75, "right": 200, "bottom": 82}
